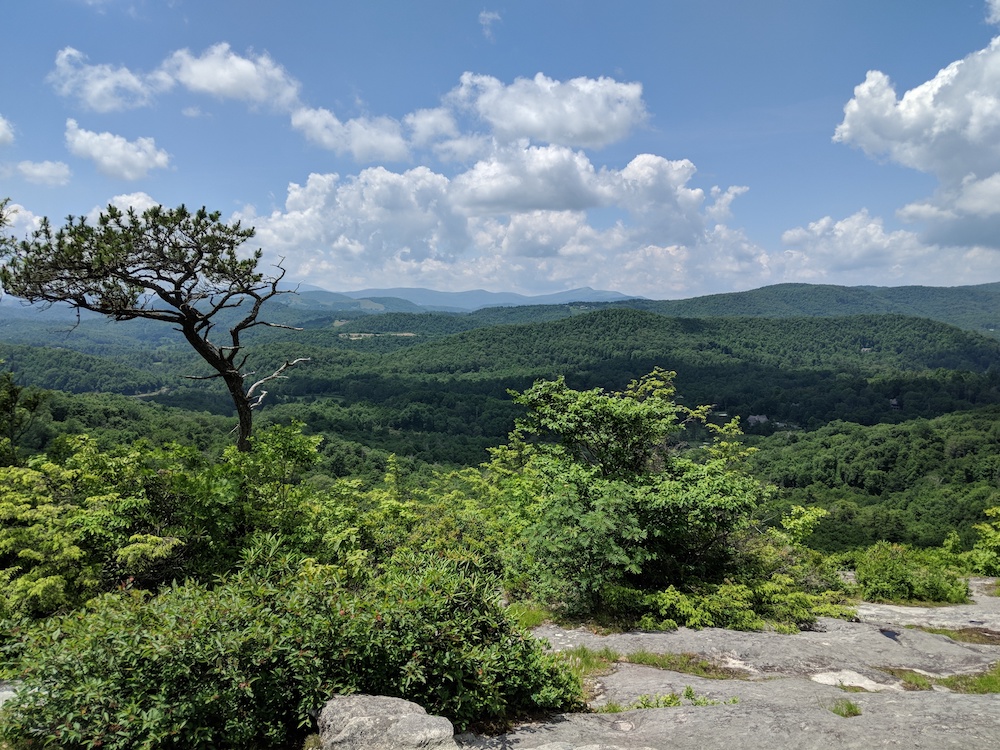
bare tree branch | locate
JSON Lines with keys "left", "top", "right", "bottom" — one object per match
{"left": 246, "top": 357, "right": 311, "bottom": 404}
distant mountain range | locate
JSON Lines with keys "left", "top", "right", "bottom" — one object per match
{"left": 5, "top": 281, "right": 1000, "bottom": 340}
{"left": 337, "top": 286, "right": 640, "bottom": 310}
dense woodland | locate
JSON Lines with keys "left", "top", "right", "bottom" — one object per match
{"left": 6, "top": 289, "right": 1000, "bottom": 555}
{"left": 4, "top": 277, "right": 1000, "bottom": 747}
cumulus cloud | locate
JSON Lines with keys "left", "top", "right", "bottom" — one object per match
{"left": 47, "top": 43, "right": 300, "bottom": 113}
{"left": 450, "top": 72, "right": 647, "bottom": 148}
{"left": 17, "top": 161, "right": 72, "bottom": 186}
{"left": 47, "top": 47, "right": 167, "bottom": 112}
{"left": 834, "top": 46, "right": 1000, "bottom": 182}
{"left": 291, "top": 107, "right": 409, "bottom": 162}
{"left": 989, "top": 0, "right": 1000, "bottom": 24}
{"left": 452, "top": 143, "right": 609, "bottom": 214}
{"left": 706, "top": 185, "right": 750, "bottom": 223}
{"left": 781, "top": 210, "right": 921, "bottom": 278}
{"left": 404, "top": 108, "right": 459, "bottom": 147}
{"left": 160, "top": 43, "right": 301, "bottom": 111}
{"left": 106, "top": 191, "right": 161, "bottom": 214}
{"left": 432, "top": 134, "right": 493, "bottom": 163}
{"left": 834, "top": 33, "right": 1000, "bottom": 248}
{"left": 780, "top": 209, "right": 1000, "bottom": 286}
{"left": 0, "top": 114, "right": 14, "bottom": 146}
{"left": 246, "top": 168, "right": 463, "bottom": 273}
{"left": 237, "top": 138, "right": 756, "bottom": 296}
{"left": 0, "top": 202, "right": 42, "bottom": 241}
{"left": 80, "top": 191, "right": 161, "bottom": 223}
{"left": 612, "top": 154, "right": 709, "bottom": 246}
{"left": 65, "top": 119, "right": 170, "bottom": 180}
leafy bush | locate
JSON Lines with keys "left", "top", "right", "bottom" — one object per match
{"left": 969, "top": 506, "right": 1000, "bottom": 575}
{"left": 493, "top": 371, "right": 767, "bottom": 614}
{"left": 0, "top": 539, "right": 581, "bottom": 748}
{"left": 637, "top": 574, "right": 853, "bottom": 633}
{"left": 854, "top": 541, "right": 969, "bottom": 603}
{"left": 0, "top": 424, "right": 350, "bottom": 618}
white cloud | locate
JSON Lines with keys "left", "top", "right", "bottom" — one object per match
{"left": 781, "top": 210, "right": 917, "bottom": 277}
{"left": 47, "top": 43, "right": 301, "bottom": 113}
{"left": 483, "top": 210, "right": 602, "bottom": 260}
{"left": 65, "top": 119, "right": 170, "bottom": 180}
{"left": 0, "top": 114, "right": 14, "bottom": 146}
{"left": 479, "top": 10, "right": 501, "bottom": 41}
{"left": 160, "top": 43, "right": 301, "bottom": 111}
{"left": 266, "top": 168, "right": 460, "bottom": 265}
{"left": 834, "top": 33, "right": 1000, "bottom": 248}
{"left": 83, "top": 192, "right": 161, "bottom": 223}
{"left": 780, "top": 209, "right": 1000, "bottom": 286}
{"left": 452, "top": 143, "right": 608, "bottom": 214}
{"left": 989, "top": 0, "right": 1000, "bottom": 24}
{"left": 0, "top": 202, "right": 42, "bottom": 240}
{"left": 450, "top": 72, "right": 647, "bottom": 148}
{"left": 432, "top": 134, "right": 493, "bottom": 163}
{"left": 17, "top": 161, "right": 72, "bottom": 186}
{"left": 291, "top": 106, "right": 409, "bottom": 162}
{"left": 105, "top": 191, "right": 161, "bottom": 214}
{"left": 613, "top": 154, "right": 708, "bottom": 246}
{"left": 237, "top": 141, "right": 756, "bottom": 297}
{"left": 706, "top": 185, "right": 750, "bottom": 223}
{"left": 834, "top": 47, "right": 1000, "bottom": 182}
{"left": 47, "top": 47, "right": 167, "bottom": 112}
{"left": 404, "top": 108, "right": 458, "bottom": 147}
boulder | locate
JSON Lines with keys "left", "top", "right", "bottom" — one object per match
{"left": 0, "top": 681, "right": 18, "bottom": 709}
{"left": 318, "top": 694, "right": 459, "bottom": 750}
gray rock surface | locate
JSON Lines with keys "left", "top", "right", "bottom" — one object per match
{"left": 855, "top": 576, "right": 1000, "bottom": 631}
{"left": 0, "top": 681, "right": 16, "bottom": 709}
{"left": 319, "top": 694, "right": 459, "bottom": 750}
{"left": 460, "top": 692, "right": 1000, "bottom": 749}
{"left": 534, "top": 615, "right": 1000, "bottom": 685}
{"left": 457, "top": 579, "right": 1000, "bottom": 749}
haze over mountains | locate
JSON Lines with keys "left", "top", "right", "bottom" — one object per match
{"left": 5, "top": 281, "right": 1000, "bottom": 341}
{"left": 337, "top": 286, "right": 639, "bottom": 310}
{"left": 285, "top": 281, "right": 1000, "bottom": 339}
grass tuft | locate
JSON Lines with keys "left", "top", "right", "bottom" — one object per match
{"left": 906, "top": 625, "right": 1000, "bottom": 645}
{"left": 599, "top": 686, "right": 737, "bottom": 712}
{"left": 623, "top": 650, "right": 751, "bottom": 680}
{"left": 881, "top": 667, "right": 933, "bottom": 691}
{"left": 938, "top": 668, "right": 1000, "bottom": 693}
{"left": 507, "top": 601, "right": 553, "bottom": 629}
{"left": 829, "top": 698, "right": 862, "bottom": 718}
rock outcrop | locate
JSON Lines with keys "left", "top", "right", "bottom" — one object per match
{"left": 318, "top": 694, "right": 459, "bottom": 750}
{"left": 455, "top": 579, "right": 1000, "bottom": 749}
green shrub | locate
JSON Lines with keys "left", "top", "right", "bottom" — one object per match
{"left": 0, "top": 424, "right": 364, "bottom": 620}
{"left": 494, "top": 372, "right": 767, "bottom": 615}
{"left": 970, "top": 506, "right": 1000, "bottom": 575}
{"left": 636, "top": 572, "right": 853, "bottom": 633}
{"left": 854, "top": 541, "right": 969, "bottom": 604}
{"left": 0, "top": 540, "right": 581, "bottom": 748}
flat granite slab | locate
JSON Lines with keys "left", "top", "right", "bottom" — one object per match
{"left": 459, "top": 578, "right": 1000, "bottom": 750}
{"left": 459, "top": 692, "right": 1000, "bottom": 750}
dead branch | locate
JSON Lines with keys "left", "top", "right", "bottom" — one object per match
{"left": 245, "top": 357, "right": 310, "bottom": 405}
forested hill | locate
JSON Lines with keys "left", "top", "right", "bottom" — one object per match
{"left": 327, "top": 281, "right": 1000, "bottom": 338}
{"left": 752, "top": 407, "right": 1000, "bottom": 551}
{"left": 643, "top": 282, "right": 1000, "bottom": 333}
{"left": 6, "top": 280, "right": 1000, "bottom": 341}
{"left": 348, "top": 308, "right": 1000, "bottom": 378}
{"left": 4, "top": 305, "right": 1000, "bottom": 465}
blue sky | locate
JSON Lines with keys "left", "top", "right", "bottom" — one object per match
{"left": 3, "top": 1, "right": 1000, "bottom": 298}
